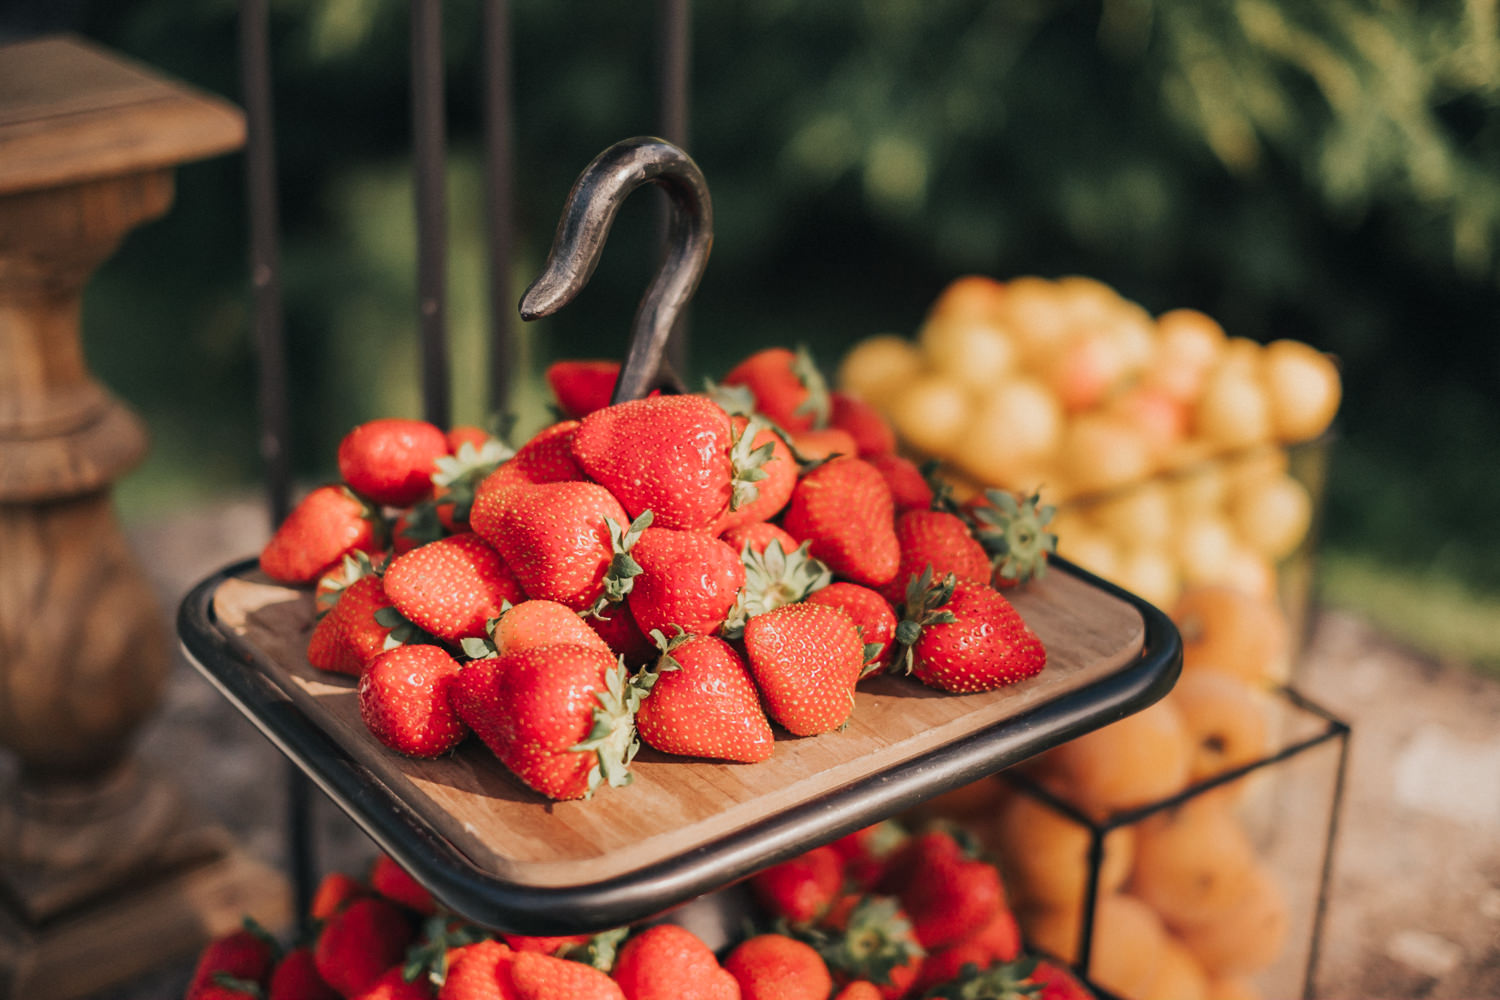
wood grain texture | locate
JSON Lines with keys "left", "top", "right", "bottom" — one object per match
{"left": 214, "top": 567, "right": 1145, "bottom": 888}
{"left": 0, "top": 35, "right": 244, "bottom": 196}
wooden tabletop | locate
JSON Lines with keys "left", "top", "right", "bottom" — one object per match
{"left": 0, "top": 34, "right": 244, "bottom": 196}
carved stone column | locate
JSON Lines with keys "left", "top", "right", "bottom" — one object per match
{"left": 0, "top": 35, "right": 290, "bottom": 998}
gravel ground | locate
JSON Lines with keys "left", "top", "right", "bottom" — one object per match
{"left": 64, "top": 496, "right": 1500, "bottom": 999}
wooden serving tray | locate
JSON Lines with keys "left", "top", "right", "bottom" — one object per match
{"left": 180, "top": 558, "right": 1178, "bottom": 933}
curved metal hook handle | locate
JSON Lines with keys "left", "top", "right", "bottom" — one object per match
{"left": 520, "top": 136, "right": 714, "bottom": 404}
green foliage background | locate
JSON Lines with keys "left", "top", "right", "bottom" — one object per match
{"left": 55, "top": 0, "right": 1500, "bottom": 664}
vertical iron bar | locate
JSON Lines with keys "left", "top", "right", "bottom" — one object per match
{"left": 239, "top": 0, "right": 314, "bottom": 921}
{"left": 1303, "top": 721, "right": 1352, "bottom": 999}
{"left": 412, "top": 0, "right": 451, "bottom": 428}
{"left": 657, "top": 0, "right": 691, "bottom": 377}
{"left": 481, "top": 0, "right": 516, "bottom": 416}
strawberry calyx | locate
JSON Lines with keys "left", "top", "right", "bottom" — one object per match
{"left": 570, "top": 656, "right": 645, "bottom": 794}
{"left": 966, "top": 488, "right": 1057, "bottom": 587}
{"left": 729, "top": 414, "right": 777, "bottom": 510}
{"left": 591, "top": 510, "right": 654, "bottom": 613}
{"left": 922, "top": 955, "right": 1041, "bottom": 999}
{"left": 209, "top": 973, "right": 264, "bottom": 997}
{"left": 457, "top": 605, "right": 517, "bottom": 660}
{"left": 402, "top": 915, "right": 488, "bottom": 988}
{"left": 315, "top": 550, "right": 383, "bottom": 615}
{"left": 801, "top": 895, "right": 925, "bottom": 991}
{"left": 703, "top": 377, "right": 759, "bottom": 418}
{"left": 891, "top": 567, "right": 959, "bottom": 676}
{"left": 722, "top": 539, "right": 833, "bottom": 640}
{"left": 372, "top": 605, "right": 430, "bottom": 652}
{"left": 790, "top": 343, "right": 833, "bottom": 430}
{"left": 558, "top": 926, "right": 631, "bottom": 971}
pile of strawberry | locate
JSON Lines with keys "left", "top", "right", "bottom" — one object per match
{"left": 258, "top": 346, "right": 1057, "bottom": 801}
{"left": 182, "top": 821, "right": 1095, "bottom": 1000}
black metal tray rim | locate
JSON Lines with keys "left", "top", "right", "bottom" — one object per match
{"left": 177, "top": 556, "right": 1181, "bottom": 935}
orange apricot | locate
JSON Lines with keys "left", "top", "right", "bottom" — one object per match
{"left": 1027, "top": 894, "right": 1169, "bottom": 1000}
{"left": 1127, "top": 796, "right": 1258, "bottom": 929}
{"left": 1171, "top": 586, "right": 1289, "bottom": 685}
{"left": 928, "top": 274, "right": 1009, "bottom": 324}
{"left": 1204, "top": 974, "right": 1264, "bottom": 1000}
{"left": 1150, "top": 934, "right": 1211, "bottom": 1000}
{"left": 836, "top": 334, "right": 924, "bottom": 402}
{"left": 1041, "top": 699, "right": 1192, "bottom": 818}
{"left": 982, "top": 790, "right": 1135, "bottom": 910}
{"left": 1177, "top": 862, "right": 1289, "bottom": 977}
{"left": 1167, "top": 672, "right": 1273, "bottom": 784}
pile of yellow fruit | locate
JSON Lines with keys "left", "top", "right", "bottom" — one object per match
{"left": 835, "top": 273, "right": 1340, "bottom": 621}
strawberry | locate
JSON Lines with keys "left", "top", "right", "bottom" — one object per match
{"left": 474, "top": 421, "right": 586, "bottom": 500}
{"left": 452, "top": 644, "right": 640, "bottom": 800}
{"left": 1029, "top": 958, "right": 1095, "bottom": 1000}
{"left": 828, "top": 821, "right": 907, "bottom": 891}
{"left": 863, "top": 453, "right": 934, "bottom": 515}
{"left": 964, "top": 488, "right": 1058, "bottom": 588}
{"left": 437, "top": 938, "right": 517, "bottom": 1000}
{"left": 186, "top": 923, "right": 277, "bottom": 1000}
{"left": 894, "top": 574, "right": 1047, "bottom": 693}
{"left": 781, "top": 457, "right": 899, "bottom": 588}
{"left": 572, "top": 394, "right": 748, "bottom": 532}
{"left": 720, "top": 520, "right": 800, "bottom": 557}
{"left": 369, "top": 853, "right": 437, "bottom": 915}
{"left": 584, "top": 601, "right": 657, "bottom": 668}
{"left": 878, "top": 509, "right": 992, "bottom": 605}
{"left": 611, "top": 924, "right": 738, "bottom": 1000}
{"left": 742, "top": 601, "right": 864, "bottom": 736}
{"left": 723, "top": 934, "right": 833, "bottom": 1000}
{"left": 471, "top": 481, "right": 642, "bottom": 612}
{"left": 920, "top": 957, "right": 1044, "bottom": 1000}
{"left": 337, "top": 418, "right": 450, "bottom": 508}
{"left": 347, "top": 965, "right": 434, "bottom": 999}
{"left": 813, "top": 894, "right": 925, "bottom": 1000}
{"left": 788, "top": 427, "right": 858, "bottom": 462}
{"left": 260, "top": 485, "right": 381, "bottom": 584}
{"left": 909, "top": 908, "right": 1021, "bottom": 996}
{"left": 383, "top": 534, "right": 525, "bottom": 642}
{"left": 722, "top": 345, "right": 832, "bottom": 434}
{"left": 421, "top": 436, "right": 516, "bottom": 537}
{"left": 509, "top": 951, "right": 625, "bottom": 1000}
{"left": 339, "top": 573, "right": 411, "bottom": 663}
{"left": 749, "top": 844, "right": 844, "bottom": 924}
{"left": 723, "top": 538, "right": 833, "bottom": 639}
{"left": 546, "top": 359, "right": 622, "bottom": 419}
{"left": 626, "top": 527, "right": 745, "bottom": 639}
{"left": 712, "top": 415, "right": 796, "bottom": 535}
{"left": 499, "top": 934, "right": 592, "bottom": 957}
{"left": 479, "top": 599, "right": 613, "bottom": 659}
{"left": 829, "top": 391, "right": 896, "bottom": 457}
{"left": 635, "top": 631, "right": 774, "bottom": 763}
{"left": 316, "top": 550, "right": 384, "bottom": 614}
{"left": 895, "top": 840, "right": 1004, "bottom": 951}
{"left": 314, "top": 897, "right": 416, "bottom": 998}
{"left": 310, "top": 871, "right": 365, "bottom": 921}
{"left": 831, "top": 983, "right": 882, "bottom": 1000}
{"left": 307, "top": 607, "right": 362, "bottom": 676}
{"left": 446, "top": 425, "right": 494, "bottom": 453}
{"left": 268, "top": 946, "right": 340, "bottom": 1000}
{"left": 804, "top": 583, "right": 898, "bottom": 677}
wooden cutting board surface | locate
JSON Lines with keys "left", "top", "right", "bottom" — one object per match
{"left": 213, "top": 566, "right": 1143, "bottom": 888}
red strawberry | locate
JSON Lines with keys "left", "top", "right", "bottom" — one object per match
{"left": 307, "top": 607, "right": 362, "bottom": 676}
{"left": 437, "top": 939, "right": 517, "bottom": 1000}
{"left": 909, "top": 908, "right": 1021, "bottom": 996}
{"left": 383, "top": 534, "right": 525, "bottom": 642}
{"left": 499, "top": 934, "right": 591, "bottom": 957}
{"left": 509, "top": 951, "right": 624, "bottom": 1000}
{"left": 310, "top": 871, "right": 365, "bottom": 921}
{"left": 919, "top": 957, "right": 1044, "bottom": 1000}
{"left": 875, "top": 829, "right": 965, "bottom": 898}
{"left": 611, "top": 924, "right": 738, "bottom": 1000}
{"left": 635, "top": 632, "right": 773, "bottom": 763}
{"left": 584, "top": 601, "right": 657, "bottom": 669}
{"left": 878, "top": 509, "right": 992, "bottom": 605}
{"left": 831, "top": 983, "right": 882, "bottom": 1000}
{"left": 626, "top": 527, "right": 745, "bottom": 639}
{"left": 828, "top": 822, "right": 906, "bottom": 891}
{"left": 724, "top": 538, "right": 833, "bottom": 638}
{"left": 964, "top": 488, "right": 1058, "bottom": 588}
{"left": 804, "top": 583, "right": 898, "bottom": 677}
{"left": 722, "top": 346, "right": 831, "bottom": 434}
{"left": 864, "top": 453, "right": 934, "bottom": 515}
{"left": 475, "top": 421, "right": 586, "bottom": 499}
{"left": 316, "top": 550, "right": 384, "bottom": 613}
{"left": 781, "top": 457, "right": 898, "bottom": 588}
{"left": 546, "top": 359, "right": 622, "bottom": 418}
{"left": 486, "top": 599, "right": 613, "bottom": 658}
{"left": 446, "top": 425, "right": 494, "bottom": 453}
{"left": 186, "top": 924, "right": 277, "bottom": 1000}
{"left": 347, "top": 965, "right": 433, "bottom": 999}
{"left": 369, "top": 853, "right": 437, "bottom": 915}
{"left": 358, "top": 641, "right": 465, "bottom": 758}
{"left": 268, "top": 946, "right": 340, "bottom": 1000}
{"left": 572, "top": 395, "right": 741, "bottom": 532}
{"left": 452, "top": 644, "right": 639, "bottom": 800}
{"left": 720, "top": 520, "right": 799, "bottom": 557}
{"left": 723, "top": 934, "right": 833, "bottom": 1000}
{"left": 742, "top": 602, "right": 864, "bottom": 736}
{"left": 829, "top": 392, "right": 896, "bottom": 457}
{"left": 314, "top": 897, "right": 415, "bottom": 998}
{"left": 897, "top": 844, "right": 1005, "bottom": 951}
{"left": 895, "top": 575, "right": 1047, "bottom": 693}
{"left": 471, "top": 481, "right": 640, "bottom": 612}
{"left": 788, "top": 427, "right": 858, "bottom": 462}
{"left": 337, "top": 573, "right": 408, "bottom": 664}
{"left": 339, "top": 418, "right": 450, "bottom": 508}
{"left": 749, "top": 844, "right": 844, "bottom": 924}
{"left": 260, "top": 485, "right": 380, "bottom": 584}
{"left": 713, "top": 416, "right": 796, "bottom": 535}
{"left": 815, "top": 895, "right": 925, "bottom": 1000}
{"left": 1030, "top": 958, "right": 1096, "bottom": 1000}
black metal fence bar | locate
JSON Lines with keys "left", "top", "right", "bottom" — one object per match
{"left": 482, "top": 0, "right": 516, "bottom": 415}
{"left": 412, "top": 0, "right": 451, "bottom": 428}
{"left": 657, "top": 0, "right": 691, "bottom": 377}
